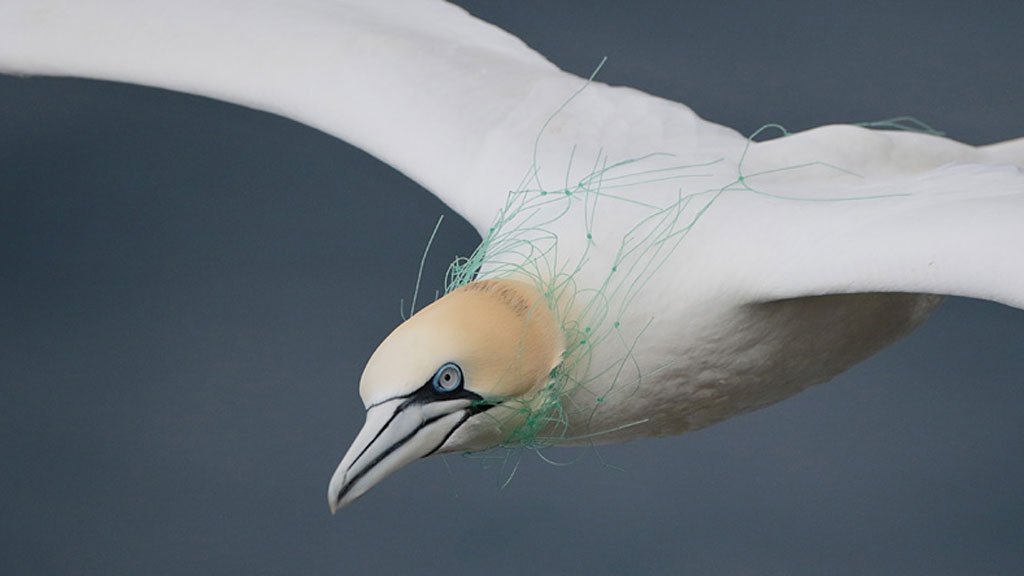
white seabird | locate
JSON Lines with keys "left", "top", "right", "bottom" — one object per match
{"left": 0, "top": 0, "right": 1021, "bottom": 514}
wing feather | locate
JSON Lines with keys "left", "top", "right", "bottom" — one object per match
{"left": 0, "top": 0, "right": 743, "bottom": 229}
{"left": 690, "top": 129, "right": 1024, "bottom": 310}
{"left": 1, "top": 0, "right": 1021, "bottom": 312}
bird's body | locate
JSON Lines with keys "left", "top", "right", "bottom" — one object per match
{"left": 448, "top": 121, "right": 1021, "bottom": 445}
{"left": 1, "top": 0, "right": 1021, "bottom": 513}
{"left": 525, "top": 285, "right": 929, "bottom": 441}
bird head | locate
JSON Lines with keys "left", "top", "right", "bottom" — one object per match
{"left": 327, "top": 278, "right": 565, "bottom": 512}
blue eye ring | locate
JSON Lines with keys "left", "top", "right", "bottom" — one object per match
{"left": 432, "top": 363, "right": 463, "bottom": 393}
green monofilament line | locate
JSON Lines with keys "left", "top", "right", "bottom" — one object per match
{"left": 443, "top": 147, "right": 730, "bottom": 450}
{"left": 429, "top": 74, "right": 943, "bottom": 462}
{"left": 855, "top": 116, "right": 944, "bottom": 136}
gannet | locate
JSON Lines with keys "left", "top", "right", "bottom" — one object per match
{"left": 0, "top": 0, "right": 1021, "bottom": 515}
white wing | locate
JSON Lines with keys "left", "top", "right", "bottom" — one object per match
{"left": 689, "top": 126, "right": 1024, "bottom": 310}
{"left": 0, "top": 0, "right": 742, "bottom": 230}
{"left": 1, "top": 0, "right": 1022, "bottom": 312}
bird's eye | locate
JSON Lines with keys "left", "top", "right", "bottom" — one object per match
{"left": 432, "top": 363, "right": 463, "bottom": 393}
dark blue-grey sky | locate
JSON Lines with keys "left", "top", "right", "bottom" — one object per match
{"left": 1, "top": 2, "right": 1022, "bottom": 574}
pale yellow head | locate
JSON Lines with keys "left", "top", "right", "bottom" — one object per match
{"left": 328, "top": 278, "right": 564, "bottom": 512}
{"left": 360, "top": 278, "right": 564, "bottom": 405}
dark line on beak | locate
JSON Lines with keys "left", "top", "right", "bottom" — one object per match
{"left": 424, "top": 412, "right": 471, "bottom": 458}
{"left": 349, "top": 399, "right": 409, "bottom": 471}
{"left": 335, "top": 410, "right": 465, "bottom": 506}
{"left": 348, "top": 382, "right": 490, "bottom": 478}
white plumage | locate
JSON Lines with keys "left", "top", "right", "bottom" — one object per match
{"left": 1, "top": 0, "right": 1021, "bottom": 514}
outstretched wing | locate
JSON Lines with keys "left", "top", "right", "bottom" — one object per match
{"left": 689, "top": 126, "right": 1024, "bottom": 310}
{"left": 2, "top": 0, "right": 1022, "bottom": 313}
{"left": 0, "top": 0, "right": 743, "bottom": 231}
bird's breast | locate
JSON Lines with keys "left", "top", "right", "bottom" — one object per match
{"left": 552, "top": 291, "right": 941, "bottom": 444}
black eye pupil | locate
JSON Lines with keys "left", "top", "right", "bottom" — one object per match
{"left": 433, "top": 363, "right": 462, "bottom": 393}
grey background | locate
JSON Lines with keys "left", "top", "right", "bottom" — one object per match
{"left": 2, "top": 1, "right": 1023, "bottom": 574}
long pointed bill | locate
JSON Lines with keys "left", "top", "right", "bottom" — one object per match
{"left": 327, "top": 396, "right": 474, "bottom": 513}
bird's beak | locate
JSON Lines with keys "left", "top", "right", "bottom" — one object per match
{"left": 327, "top": 396, "right": 475, "bottom": 513}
